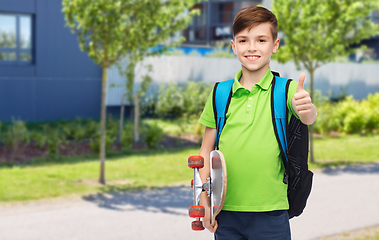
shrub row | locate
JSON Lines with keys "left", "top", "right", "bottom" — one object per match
{"left": 154, "top": 81, "right": 213, "bottom": 119}
{"left": 0, "top": 117, "right": 164, "bottom": 160}
{"left": 313, "top": 93, "right": 379, "bottom": 135}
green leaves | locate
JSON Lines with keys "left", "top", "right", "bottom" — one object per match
{"left": 155, "top": 81, "right": 212, "bottom": 119}
{"left": 272, "top": 0, "right": 379, "bottom": 70}
{"left": 313, "top": 93, "right": 379, "bottom": 135}
{"left": 62, "top": 0, "right": 203, "bottom": 68}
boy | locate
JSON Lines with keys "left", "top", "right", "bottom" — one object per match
{"left": 198, "top": 6, "right": 317, "bottom": 240}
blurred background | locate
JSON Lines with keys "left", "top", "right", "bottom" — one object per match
{"left": 0, "top": 0, "right": 379, "bottom": 239}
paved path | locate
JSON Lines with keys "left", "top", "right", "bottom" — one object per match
{"left": 0, "top": 163, "right": 379, "bottom": 240}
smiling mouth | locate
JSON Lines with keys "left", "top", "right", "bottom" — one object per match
{"left": 245, "top": 56, "right": 260, "bottom": 61}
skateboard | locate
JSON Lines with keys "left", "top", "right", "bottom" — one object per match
{"left": 187, "top": 150, "right": 227, "bottom": 231}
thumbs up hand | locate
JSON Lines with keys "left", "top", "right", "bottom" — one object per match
{"left": 293, "top": 73, "right": 312, "bottom": 116}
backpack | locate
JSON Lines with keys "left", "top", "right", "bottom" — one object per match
{"left": 212, "top": 71, "right": 313, "bottom": 219}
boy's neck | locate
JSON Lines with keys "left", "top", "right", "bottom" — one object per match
{"left": 239, "top": 65, "right": 270, "bottom": 90}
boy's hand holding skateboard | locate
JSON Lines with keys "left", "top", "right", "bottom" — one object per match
{"left": 292, "top": 73, "right": 317, "bottom": 125}
{"left": 202, "top": 205, "right": 218, "bottom": 233}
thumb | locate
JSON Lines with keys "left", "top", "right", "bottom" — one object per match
{"left": 297, "top": 73, "right": 306, "bottom": 92}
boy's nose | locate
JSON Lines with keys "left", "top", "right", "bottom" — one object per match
{"left": 248, "top": 42, "right": 257, "bottom": 52}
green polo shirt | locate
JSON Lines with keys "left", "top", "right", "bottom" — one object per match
{"left": 199, "top": 68, "right": 298, "bottom": 212}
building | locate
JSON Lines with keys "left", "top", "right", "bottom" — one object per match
{"left": 182, "top": 0, "right": 271, "bottom": 45}
{"left": 0, "top": 0, "right": 102, "bottom": 122}
{"left": 1, "top": 0, "right": 378, "bottom": 122}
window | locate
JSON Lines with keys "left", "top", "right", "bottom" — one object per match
{"left": 209, "top": 1, "right": 261, "bottom": 42}
{"left": 183, "top": 1, "right": 262, "bottom": 45}
{"left": 0, "top": 13, "right": 33, "bottom": 64}
{"left": 183, "top": 3, "right": 208, "bottom": 43}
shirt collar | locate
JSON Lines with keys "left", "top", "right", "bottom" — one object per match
{"left": 232, "top": 68, "right": 273, "bottom": 94}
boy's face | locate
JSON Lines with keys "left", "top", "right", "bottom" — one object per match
{"left": 231, "top": 23, "right": 279, "bottom": 74}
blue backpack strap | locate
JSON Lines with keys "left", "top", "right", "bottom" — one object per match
{"left": 213, "top": 79, "right": 234, "bottom": 150}
{"left": 271, "top": 75, "right": 292, "bottom": 166}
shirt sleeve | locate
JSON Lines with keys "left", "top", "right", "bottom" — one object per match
{"left": 198, "top": 89, "right": 216, "bottom": 129}
{"left": 287, "top": 80, "right": 299, "bottom": 119}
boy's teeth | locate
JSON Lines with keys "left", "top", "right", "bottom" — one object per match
{"left": 247, "top": 56, "right": 259, "bottom": 60}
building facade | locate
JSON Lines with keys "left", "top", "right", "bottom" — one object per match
{"left": 182, "top": 0, "right": 265, "bottom": 45}
{"left": 0, "top": 0, "right": 102, "bottom": 122}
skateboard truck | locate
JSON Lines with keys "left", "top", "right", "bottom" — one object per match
{"left": 188, "top": 151, "right": 227, "bottom": 231}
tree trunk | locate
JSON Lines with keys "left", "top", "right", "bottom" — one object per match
{"left": 118, "top": 94, "right": 125, "bottom": 144}
{"left": 99, "top": 67, "right": 108, "bottom": 185}
{"left": 134, "top": 94, "right": 140, "bottom": 143}
{"left": 309, "top": 69, "right": 315, "bottom": 163}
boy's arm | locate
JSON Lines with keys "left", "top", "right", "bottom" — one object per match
{"left": 292, "top": 73, "right": 317, "bottom": 125}
{"left": 198, "top": 126, "right": 217, "bottom": 233}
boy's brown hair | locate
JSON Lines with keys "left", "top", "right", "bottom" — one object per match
{"left": 232, "top": 6, "right": 278, "bottom": 40}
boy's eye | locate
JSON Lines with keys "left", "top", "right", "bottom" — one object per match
{"left": 239, "top": 39, "right": 247, "bottom": 43}
{"left": 259, "top": 39, "right": 266, "bottom": 42}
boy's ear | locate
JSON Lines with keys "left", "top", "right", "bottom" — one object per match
{"left": 231, "top": 39, "right": 237, "bottom": 55}
{"left": 272, "top": 38, "right": 280, "bottom": 53}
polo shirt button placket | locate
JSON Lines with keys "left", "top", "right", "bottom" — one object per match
{"left": 248, "top": 87, "right": 259, "bottom": 122}
{"left": 247, "top": 94, "right": 254, "bottom": 113}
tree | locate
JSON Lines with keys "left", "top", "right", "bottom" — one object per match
{"left": 116, "top": 59, "right": 152, "bottom": 145}
{"left": 272, "top": 0, "right": 379, "bottom": 162}
{"left": 62, "top": 0, "right": 201, "bottom": 184}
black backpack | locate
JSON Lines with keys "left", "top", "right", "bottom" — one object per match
{"left": 212, "top": 71, "right": 313, "bottom": 219}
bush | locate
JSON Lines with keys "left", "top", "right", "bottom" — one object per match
{"left": 5, "top": 120, "right": 30, "bottom": 146}
{"left": 141, "top": 122, "right": 163, "bottom": 149}
{"left": 343, "top": 109, "right": 367, "bottom": 134}
{"left": 4, "top": 120, "right": 30, "bottom": 159}
{"left": 30, "top": 131, "right": 47, "bottom": 148}
{"left": 89, "top": 132, "right": 116, "bottom": 153}
{"left": 182, "top": 82, "right": 212, "bottom": 118}
{"left": 61, "top": 122, "right": 77, "bottom": 140}
{"left": 107, "top": 115, "right": 118, "bottom": 132}
{"left": 314, "top": 93, "right": 379, "bottom": 135}
{"left": 121, "top": 124, "right": 133, "bottom": 151}
{"left": 363, "top": 93, "right": 379, "bottom": 133}
{"left": 155, "top": 81, "right": 212, "bottom": 119}
{"left": 44, "top": 125, "right": 62, "bottom": 158}
{"left": 333, "top": 96, "right": 358, "bottom": 132}
{"left": 313, "top": 103, "right": 335, "bottom": 134}
{"left": 156, "top": 82, "right": 185, "bottom": 118}
{"left": 73, "top": 125, "right": 86, "bottom": 142}
{"left": 60, "top": 119, "right": 89, "bottom": 142}
{"left": 85, "top": 119, "right": 98, "bottom": 138}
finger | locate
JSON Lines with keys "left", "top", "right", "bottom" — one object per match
{"left": 207, "top": 221, "right": 217, "bottom": 233}
{"left": 295, "top": 97, "right": 312, "bottom": 105}
{"left": 203, "top": 220, "right": 213, "bottom": 233}
{"left": 213, "top": 220, "right": 218, "bottom": 232}
{"left": 296, "top": 103, "right": 312, "bottom": 111}
{"left": 206, "top": 226, "right": 216, "bottom": 233}
{"left": 297, "top": 73, "right": 306, "bottom": 92}
{"left": 298, "top": 109, "right": 311, "bottom": 115}
{"left": 294, "top": 92, "right": 310, "bottom": 101}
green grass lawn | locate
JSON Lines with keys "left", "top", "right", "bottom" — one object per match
{"left": 0, "top": 147, "right": 197, "bottom": 202}
{"left": 312, "top": 134, "right": 379, "bottom": 168}
{"left": 0, "top": 134, "right": 378, "bottom": 203}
